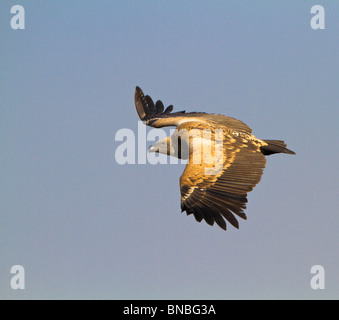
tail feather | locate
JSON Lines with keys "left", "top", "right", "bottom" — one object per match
{"left": 260, "top": 140, "right": 295, "bottom": 156}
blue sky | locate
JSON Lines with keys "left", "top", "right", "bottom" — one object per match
{"left": 1, "top": 0, "right": 338, "bottom": 299}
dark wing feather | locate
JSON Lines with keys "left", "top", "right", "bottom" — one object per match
{"left": 180, "top": 132, "right": 266, "bottom": 230}
{"left": 164, "top": 105, "right": 174, "bottom": 114}
{"left": 144, "top": 95, "right": 156, "bottom": 116}
{"left": 155, "top": 100, "right": 164, "bottom": 114}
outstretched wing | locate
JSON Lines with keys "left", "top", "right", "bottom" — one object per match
{"left": 135, "top": 86, "right": 252, "bottom": 133}
{"left": 179, "top": 129, "right": 266, "bottom": 230}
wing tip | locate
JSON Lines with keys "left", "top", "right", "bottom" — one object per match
{"left": 181, "top": 205, "right": 244, "bottom": 231}
{"left": 135, "top": 86, "right": 175, "bottom": 122}
{"left": 134, "top": 86, "right": 147, "bottom": 121}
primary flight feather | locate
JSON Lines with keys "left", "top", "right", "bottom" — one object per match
{"left": 134, "top": 86, "right": 295, "bottom": 230}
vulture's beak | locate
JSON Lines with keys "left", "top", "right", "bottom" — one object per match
{"left": 148, "top": 138, "right": 170, "bottom": 155}
{"left": 148, "top": 145, "right": 158, "bottom": 153}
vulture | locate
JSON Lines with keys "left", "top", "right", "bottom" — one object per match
{"left": 134, "top": 86, "right": 295, "bottom": 230}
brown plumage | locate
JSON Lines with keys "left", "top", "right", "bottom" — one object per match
{"left": 134, "top": 86, "right": 295, "bottom": 230}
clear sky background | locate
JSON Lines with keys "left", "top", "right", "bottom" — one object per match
{"left": 1, "top": 0, "right": 338, "bottom": 299}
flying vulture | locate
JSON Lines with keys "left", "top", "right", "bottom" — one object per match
{"left": 134, "top": 86, "right": 295, "bottom": 230}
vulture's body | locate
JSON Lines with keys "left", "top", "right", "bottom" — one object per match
{"left": 134, "top": 86, "right": 295, "bottom": 230}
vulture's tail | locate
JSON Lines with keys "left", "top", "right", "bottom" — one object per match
{"left": 260, "top": 140, "right": 296, "bottom": 156}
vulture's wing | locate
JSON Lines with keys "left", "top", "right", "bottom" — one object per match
{"left": 179, "top": 126, "right": 266, "bottom": 230}
{"left": 135, "top": 86, "right": 252, "bottom": 133}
